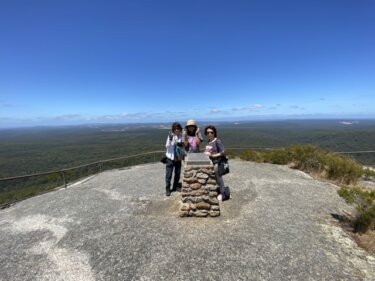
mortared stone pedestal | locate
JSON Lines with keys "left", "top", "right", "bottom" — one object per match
{"left": 179, "top": 153, "right": 220, "bottom": 217}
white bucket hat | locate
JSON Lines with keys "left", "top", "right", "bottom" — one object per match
{"left": 186, "top": 119, "right": 197, "bottom": 127}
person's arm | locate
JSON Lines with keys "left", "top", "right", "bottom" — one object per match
{"left": 183, "top": 129, "right": 189, "bottom": 148}
{"left": 196, "top": 128, "right": 203, "bottom": 144}
{"left": 212, "top": 139, "right": 225, "bottom": 158}
{"left": 218, "top": 139, "right": 225, "bottom": 156}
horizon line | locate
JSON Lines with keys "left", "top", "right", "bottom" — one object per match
{"left": 1, "top": 117, "right": 375, "bottom": 130}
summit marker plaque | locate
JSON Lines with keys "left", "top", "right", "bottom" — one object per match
{"left": 185, "top": 152, "right": 211, "bottom": 166}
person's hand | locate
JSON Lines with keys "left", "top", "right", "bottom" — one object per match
{"left": 195, "top": 127, "right": 200, "bottom": 136}
{"left": 168, "top": 131, "right": 173, "bottom": 141}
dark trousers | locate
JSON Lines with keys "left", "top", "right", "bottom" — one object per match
{"left": 165, "top": 158, "right": 182, "bottom": 189}
{"left": 214, "top": 163, "right": 225, "bottom": 195}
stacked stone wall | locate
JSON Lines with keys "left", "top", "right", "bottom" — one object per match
{"left": 179, "top": 165, "right": 220, "bottom": 217}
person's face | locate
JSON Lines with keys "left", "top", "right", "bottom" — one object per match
{"left": 174, "top": 127, "right": 181, "bottom": 135}
{"left": 187, "top": 125, "right": 195, "bottom": 132}
{"left": 206, "top": 129, "right": 215, "bottom": 140}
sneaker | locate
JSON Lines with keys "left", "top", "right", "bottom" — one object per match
{"left": 222, "top": 194, "right": 232, "bottom": 201}
{"left": 173, "top": 183, "right": 181, "bottom": 192}
{"left": 217, "top": 194, "right": 222, "bottom": 201}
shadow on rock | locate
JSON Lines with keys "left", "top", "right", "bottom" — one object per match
{"left": 134, "top": 187, "right": 258, "bottom": 222}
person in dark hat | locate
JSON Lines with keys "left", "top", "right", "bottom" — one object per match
{"left": 164, "top": 122, "right": 185, "bottom": 196}
{"left": 204, "top": 125, "right": 231, "bottom": 201}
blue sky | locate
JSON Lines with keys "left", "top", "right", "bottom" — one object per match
{"left": 0, "top": 0, "right": 374, "bottom": 127}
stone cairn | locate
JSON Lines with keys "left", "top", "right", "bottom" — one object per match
{"left": 179, "top": 153, "right": 220, "bottom": 217}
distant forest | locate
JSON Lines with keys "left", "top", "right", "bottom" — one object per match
{"left": 1, "top": 119, "right": 375, "bottom": 179}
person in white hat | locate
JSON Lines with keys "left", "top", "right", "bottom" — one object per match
{"left": 184, "top": 119, "right": 203, "bottom": 153}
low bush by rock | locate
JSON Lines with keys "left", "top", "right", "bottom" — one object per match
{"left": 338, "top": 186, "right": 375, "bottom": 234}
{"left": 240, "top": 144, "right": 363, "bottom": 184}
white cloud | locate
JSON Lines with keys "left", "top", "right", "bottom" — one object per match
{"left": 209, "top": 108, "right": 225, "bottom": 114}
{"left": 231, "top": 107, "right": 244, "bottom": 112}
{"left": 90, "top": 111, "right": 188, "bottom": 122}
{"left": 231, "top": 104, "right": 263, "bottom": 112}
{"left": 252, "top": 104, "right": 263, "bottom": 110}
{"left": 289, "top": 105, "right": 305, "bottom": 111}
{"left": 53, "top": 114, "right": 82, "bottom": 121}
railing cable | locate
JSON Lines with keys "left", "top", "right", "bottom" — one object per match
{"left": 0, "top": 150, "right": 165, "bottom": 182}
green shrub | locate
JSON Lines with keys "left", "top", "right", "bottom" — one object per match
{"left": 363, "top": 168, "right": 375, "bottom": 179}
{"left": 338, "top": 186, "right": 375, "bottom": 205}
{"left": 240, "top": 144, "right": 364, "bottom": 184}
{"left": 287, "top": 144, "right": 325, "bottom": 171}
{"left": 354, "top": 205, "right": 375, "bottom": 233}
{"left": 325, "top": 154, "right": 363, "bottom": 184}
{"left": 338, "top": 187, "right": 357, "bottom": 204}
{"left": 337, "top": 186, "right": 375, "bottom": 233}
{"left": 263, "top": 149, "right": 290, "bottom": 165}
{"left": 240, "top": 150, "right": 263, "bottom": 162}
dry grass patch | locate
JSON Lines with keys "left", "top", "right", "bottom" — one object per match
{"left": 352, "top": 231, "right": 375, "bottom": 255}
